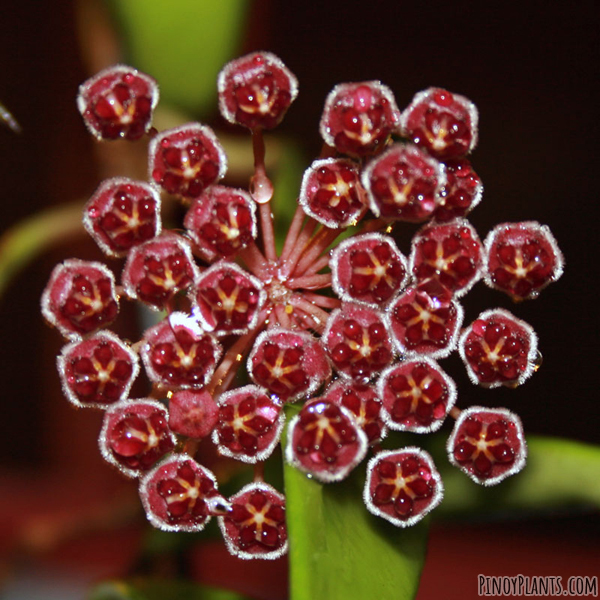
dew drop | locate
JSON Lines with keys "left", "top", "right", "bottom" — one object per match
{"left": 250, "top": 173, "right": 274, "bottom": 204}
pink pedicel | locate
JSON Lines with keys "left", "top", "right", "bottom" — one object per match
{"left": 77, "top": 65, "right": 158, "bottom": 141}
{"left": 387, "top": 279, "right": 463, "bottom": 359}
{"left": 434, "top": 158, "right": 482, "bottom": 222}
{"left": 248, "top": 329, "right": 331, "bottom": 402}
{"left": 121, "top": 232, "right": 198, "bottom": 310}
{"left": 192, "top": 261, "right": 266, "bottom": 336}
{"left": 299, "top": 158, "right": 367, "bottom": 228}
{"left": 57, "top": 331, "right": 139, "bottom": 409}
{"left": 168, "top": 389, "right": 219, "bottom": 439}
{"left": 484, "top": 221, "right": 564, "bottom": 301}
{"left": 323, "top": 303, "right": 394, "bottom": 383}
{"left": 140, "top": 454, "right": 224, "bottom": 532}
{"left": 362, "top": 143, "right": 445, "bottom": 222}
{"left": 364, "top": 447, "right": 443, "bottom": 527}
{"left": 409, "top": 219, "right": 483, "bottom": 297}
{"left": 184, "top": 185, "right": 257, "bottom": 262}
{"left": 41, "top": 259, "right": 119, "bottom": 339}
{"left": 285, "top": 399, "right": 368, "bottom": 483}
{"left": 149, "top": 123, "right": 227, "bottom": 199}
{"left": 331, "top": 232, "right": 408, "bottom": 306}
{"left": 83, "top": 177, "right": 161, "bottom": 257}
{"left": 447, "top": 407, "right": 527, "bottom": 485}
{"left": 141, "top": 312, "right": 222, "bottom": 389}
{"left": 377, "top": 358, "right": 456, "bottom": 433}
{"left": 218, "top": 482, "right": 287, "bottom": 560}
{"left": 322, "top": 379, "right": 386, "bottom": 444}
{"left": 459, "top": 308, "right": 538, "bottom": 388}
{"left": 400, "top": 87, "right": 478, "bottom": 160}
{"left": 218, "top": 51, "right": 298, "bottom": 131}
{"left": 320, "top": 81, "right": 400, "bottom": 157}
{"left": 212, "top": 385, "right": 284, "bottom": 463}
{"left": 99, "top": 399, "right": 176, "bottom": 478}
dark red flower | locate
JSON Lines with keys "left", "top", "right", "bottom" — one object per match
{"left": 219, "top": 483, "right": 287, "bottom": 559}
{"left": 364, "top": 448, "right": 443, "bottom": 526}
{"left": 77, "top": 65, "right": 158, "bottom": 140}
{"left": 218, "top": 51, "right": 298, "bottom": 130}
{"left": 447, "top": 407, "right": 526, "bottom": 485}
{"left": 140, "top": 455, "right": 223, "bottom": 532}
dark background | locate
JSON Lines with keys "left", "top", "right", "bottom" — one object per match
{"left": 0, "top": 1, "right": 597, "bottom": 598}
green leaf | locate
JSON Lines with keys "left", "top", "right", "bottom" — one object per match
{"left": 0, "top": 201, "right": 83, "bottom": 297}
{"left": 105, "top": 0, "right": 249, "bottom": 116}
{"left": 283, "top": 406, "right": 429, "bottom": 600}
{"left": 89, "top": 579, "right": 253, "bottom": 600}
{"left": 430, "top": 435, "right": 600, "bottom": 518}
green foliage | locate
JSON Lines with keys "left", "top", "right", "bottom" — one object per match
{"left": 105, "top": 0, "right": 249, "bottom": 116}
{"left": 283, "top": 405, "right": 429, "bottom": 600}
{"left": 0, "top": 201, "right": 83, "bottom": 297}
{"left": 434, "top": 435, "right": 600, "bottom": 518}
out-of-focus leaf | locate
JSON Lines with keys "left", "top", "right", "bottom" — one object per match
{"left": 283, "top": 405, "right": 429, "bottom": 600}
{"left": 105, "top": 0, "right": 249, "bottom": 116}
{"left": 89, "top": 581, "right": 146, "bottom": 600}
{"left": 429, "top": 435, "right": 600, "bottom": 518}
{"left": 89, "top": 579, "right": 253, "bottom": 600}
{"left": 0, "top": 201, "right": 83, "bottom": 298}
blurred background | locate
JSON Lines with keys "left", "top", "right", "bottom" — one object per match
{"left": 0, "top": 1, "right": 597, "bottom": 599}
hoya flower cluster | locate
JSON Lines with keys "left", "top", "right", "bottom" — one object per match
{"left": 41, "top": 52, "right": 563, "bottom": 558}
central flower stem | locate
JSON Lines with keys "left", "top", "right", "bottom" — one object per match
{"left": 250, "top": 128, "right": 277, "bottom": 262}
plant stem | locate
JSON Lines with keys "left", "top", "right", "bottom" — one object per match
{"left": 280, "top": 218, "right": 318, "bottom": 277}
{"left": 259, "top": 202, "right": 277, "bottom": 262}
{"left": 293, "top": 227, "right": 340, "bottom": 276}
{"left": 449, "top": 406, "right": 462, "bottom": 420}
{"left": 318, "top": 141, "right": 336, "bottom": 159}
{"left": 304, "top": 292, "right": 341, "bottom": 309}
{"left": 184, "top": 438, "right": 201, "bottom": 457}
{"left": 238, "top": 241, "right": 269, "bottom": 280}
{"left": 300, "top": 254, "right": 331, "bottom": 276}
{"left": 209, "top": 320, "right": 264, "bottom": 396}
{"left": 274, "top": 302, "right": 292, "bottom": 329}
{"left": 254, "top": 461, "right": 265, "bottom": 483}
{"left": 289, "top": 295, "right": 330, "bottom": 331}
{"left": 250, "top": 128, "right": 277, "bottom": 261}
{"left": 288, "top": 273, "right": 332, "bottom": 290}
{"left": 360, "top": 217, "right": 392, "bottom": 234}
{"left": 280, "top": 204, "right": 306, "bottom": 262}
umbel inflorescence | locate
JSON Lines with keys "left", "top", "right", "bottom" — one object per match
{"left": 41, "top": 52, "right": 564, "bottom": 559}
